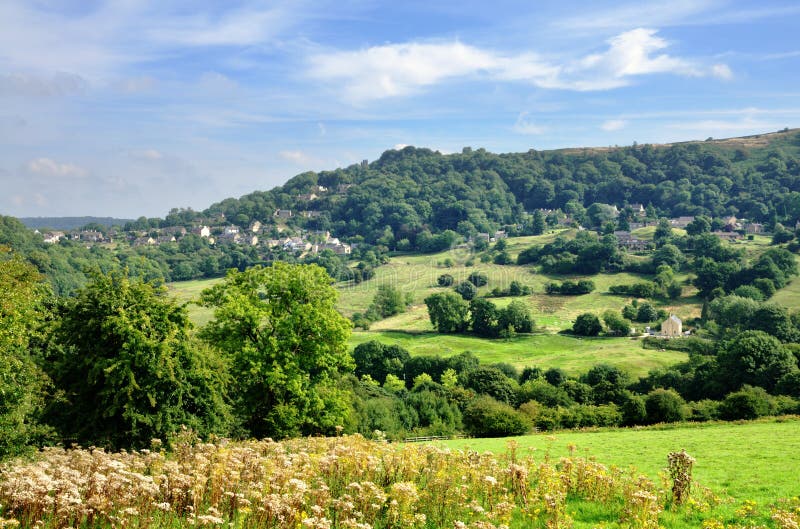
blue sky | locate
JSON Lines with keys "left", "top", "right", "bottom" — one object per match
{"left": 1, "top": 0, "right": 800, "bottom": 218}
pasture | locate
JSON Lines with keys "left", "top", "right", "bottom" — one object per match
{"left": 349, "top": 330, "right": 685, "bottom": 378}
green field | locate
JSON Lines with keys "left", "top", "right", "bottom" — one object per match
{"left": 435, "top": 418, "right": 800, "bottom": 511}
{"left": 350, "top": 330, "right": 685, "bottom": 377}
{"left": 165, "top": 277, "right": 221, "bottom": 327}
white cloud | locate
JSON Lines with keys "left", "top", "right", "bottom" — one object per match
{"left": 148, "top": 6, "right": 291, "bottom": 47}
{"left": 26, "top": 157, "right": 88, "bottom": 179}
{"left": 309, "top": 29, "right": 730, "bottom": 101}
{"left": 113, "top": 76, "right": 157, "bottom": 94}
{"left": 601, "top": 119, "right": 628, "bottom": 131}
{"left": 308, "top": 41, "right": 498, "bottom": 102}
{"left": 513, "top": 112, "right": 546, "bottom": 135}
{"left": 130, "top": 149, "right": 164, "bottom": 161}
{"left": 279, "top": 150, "right": 319, "bottom": 166}
{"left": 711, "top": 63, "right": 733, "bottom": 80}
{"left": 0, "top": 72, "right": 88, "bottom": 97}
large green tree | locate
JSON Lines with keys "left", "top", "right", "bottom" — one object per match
{"left": 716, "top": 330, "right": 798, "bottom": 393}
{"left": 424, "top": 291, "right": 470, "bottom": 333}
{"left": 48, "top": 269, "right": 232, "bottom": 449}
{"left": 0, "top": 248, "right": 52, "bottom": 459}
{"left": 199, "top": 262, "right": 353, "bottom": 439}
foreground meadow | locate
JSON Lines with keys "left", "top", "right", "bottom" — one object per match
{"left": 2, "top": 423, "right": 799, "bottom": 529}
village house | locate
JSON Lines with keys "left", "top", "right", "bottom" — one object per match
{"left": 301, "top": 210, "right": 322, "bottom": 218}
{"left": 74, "top": 230, "right": 105, "bottom": 243}
{"left": 613, "top": 231, "right": 650, "bottom": 251}
{"left": 249, "top": 221, "right": 262, "bottom": 234}
{"left": 191, "top": 225, "right": 211, "bottom": 238}
{"left": 713, "top": 230, "right": 742, "bottom": 242}
{"left": 723, "top": 215, "right": 741, "bottom": 231}
{"left": 661, "top": 315, "right": 683, "bottom": 337}
{"left": 744, "top": 222, "right": 764, "bottom": 234}
{"left": 274, "top": 209, "right": 292, "bottom": 219}
{"left": 132, "top": 236, "right": 156, "bottom": 247}
{"left": 297, "top": 193, "right": 318, "bottom": 202}
{"left": 161, "top": 226, "right": 187, "bottom": 237}
{"left": 284, "top": 237, "right": 312, "bottom": 253}
{"left": 42, "top": 231, "right": 65, "bottom": 244}
{"left": 628, "top": 203, "right": 646, "bottom": 217}
{"left": 669, "top": 216, "right": 695, "bottom": 228}
{"left": 156, "top": 235, "right": 176, "bottom": 244}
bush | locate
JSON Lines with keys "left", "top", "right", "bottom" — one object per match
{"left": 437, "top": 273, "right": 454, "bottom": 287}
{"left": 644, "top": 388, "right": 686, "bottom": 424}
{"left": 463, "top": 367, "right": 518, "bottom": 404}
{"left": 462, "top": 396, "right": 532, "bottom": 437}
{"left": 732, "top": 285, "right": 765, "bottom": 301}
{"left": 636, "top": 303, "right": 659, "bottom": 323}
{"left": 508, "top": 280, "right": 530, "bottom": 296}
{"left": 718, "top": 386, "right": 775, "bottom": 420}
{"left": 573, "top": 313, "right": 602, "bottom": 336}
{"left": 546, "top": 279, "right": 595, "bottom": 295}
{"left": 603, "top": 310, "right": 631, "bottom": 336}
{"left": 454, "top": 280, "right": 478, "bottom": 300}
{"left": 688, "top": 399, "right": 720, "bottom": 422}
{"left": 620, "top": 393, "right": 647, "bottom": 426}
{"left": 468, "top": 271, "right": 489, "bottom": 287}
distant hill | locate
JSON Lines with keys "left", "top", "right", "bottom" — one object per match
{"left": 187, "top": 127, "right": 800, "bottom": 251}
{"left": 19, "top": 217, "right": 134, "bottom": 231}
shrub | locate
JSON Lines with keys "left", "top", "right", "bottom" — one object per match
{"left": 688, "top": 400, "right": 720, "bottom": 422}
{"left": 437, "top": 273, "right": 454, "bottom": 287}
{"left": 636, "top": 303, "right": 659, "bottom": 323}
{"left": 454, "top": 280, "right": 478, "bottom": 300}
{"left": 462, "top": 367, "right": 518, "bottom": 404}
{"left": 573, "top": 313, "right": 602, "bottom": 336}
{"left": 468, "top": 271, "right": 489, "bottom": 287}
{"left": 644, "top": 388, "right": 686, "bottom": 424}
{"left": 620, "top": 393, "right": 647, "bottom": 426}
{"left": 718, "top": 386, "right": 775, "bottom": 420}
{"left": 462, "top": 396, "right": 532, "bottom": 437}
{"left": 732, "top": 285, "right": 765, "bottom": 301}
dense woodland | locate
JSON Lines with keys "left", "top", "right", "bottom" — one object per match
{"left": 4, "top": 131, "right": 800, "bottom": 457}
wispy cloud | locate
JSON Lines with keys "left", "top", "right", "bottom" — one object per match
{"left": 279, "top": 149, "right": 323, "bottom": 166}
{"left": 26, "top": 157, "right": 88, "bottom": 179}
{"left": 0, "top": 72, "right": 88, "bottom": 97}
{"left": 513, "top": 112, "right": 547, "bottom": 135}
{"left": 309, "top": 28, "right": 730, "bottom": 101}
{"left": 601, "top": 119, "right": 628, "bottom": 131}
{"left": 554, "top": 0, "right": 800, "bottom": 32}
{"left": 147, "top": 6, "right": 293, "bottom": 47}
{"left": 554, "top": 0, "right": 720, "bottom": 31}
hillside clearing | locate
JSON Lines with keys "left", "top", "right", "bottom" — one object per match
{"left": 349, "top": 330, "right": 685, "bottom": 377}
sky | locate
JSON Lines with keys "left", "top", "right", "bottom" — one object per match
{"left": 1, "top": 1, "right": 800, "bottom": 218}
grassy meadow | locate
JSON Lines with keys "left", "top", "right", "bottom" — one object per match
{"left": 436, "top": 418, "right": 800, "bottom": 516}
{"left": 349, "top": 331, "right": 684, "bottom": 378}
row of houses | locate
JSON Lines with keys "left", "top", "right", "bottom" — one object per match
{"left": 265, "top": 234, "right": 352, "bottom": 255}
{"left": 669, "top": 215, "right": 765, "bottom": 234}
{"left": 41, "top": 230, "right": 113, "bottom": 244}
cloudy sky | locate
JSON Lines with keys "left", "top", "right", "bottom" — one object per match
{"left": 2, "top": 0, "right": 799, "bottom": 218}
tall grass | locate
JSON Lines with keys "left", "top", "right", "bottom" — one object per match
{"left": 1, "top": 432, "right": 797, "bottom": 529}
